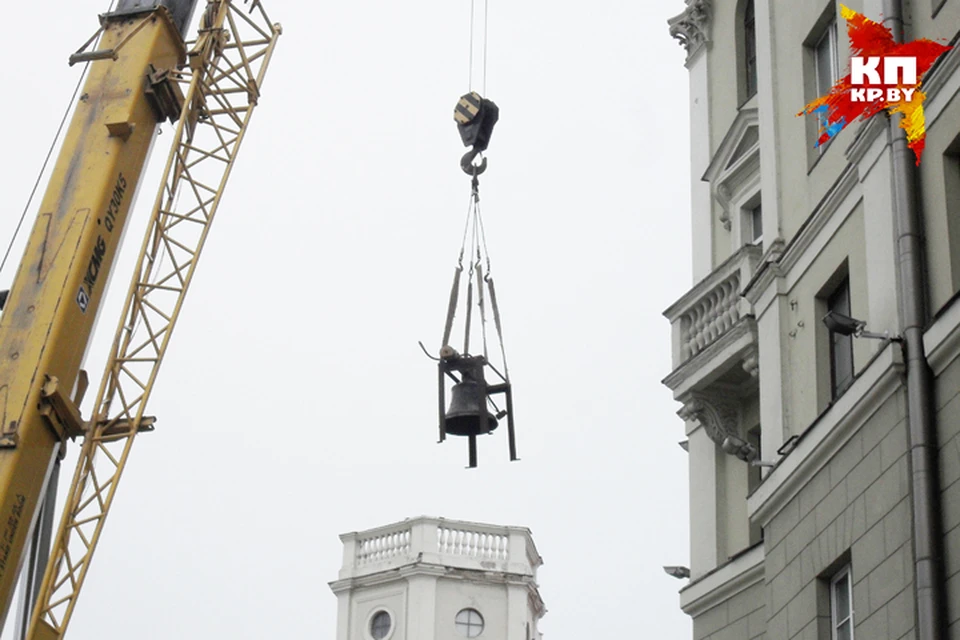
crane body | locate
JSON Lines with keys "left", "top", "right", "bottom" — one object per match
{"left": 0, "top": 3, "right": 194, "bottom": 625}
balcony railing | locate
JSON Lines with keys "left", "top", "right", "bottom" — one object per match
{"left": 337, "top": 516, "right": 541, "bottom": 580}
{"left": 356, "top": 526, "right": 412, "bottom": 565}
{"left": 664, "top": 245, "right": 762, "bottom": 366}
{"left": 438, "top": 524, "right": 509, "bottom": 561}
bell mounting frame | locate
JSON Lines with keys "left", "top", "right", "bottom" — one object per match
{"left": 437, "top": 350, "right": 516, "bottom": 468}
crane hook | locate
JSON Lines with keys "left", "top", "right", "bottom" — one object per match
{"left": 460, "top": 148, "right": 487, "bottom": 176}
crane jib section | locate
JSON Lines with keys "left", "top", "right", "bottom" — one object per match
{"left": 0, "top": 5, "right": 190, "bottom": 632}
{"left": 27, "top": 1, "right": 281, "bottom": 638}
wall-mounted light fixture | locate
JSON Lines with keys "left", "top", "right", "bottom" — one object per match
{"left": 663, "top": 566, "right": 691, "bottom": 579}
{"left": 822, "top": 310, "right": 902, "bottom": 341}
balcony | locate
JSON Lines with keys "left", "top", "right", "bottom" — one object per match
{"left": 662, "top": 244, "right": 762, "bottom": 398}
{"left": 335, "top": 516, "right": 542, "bottom": 581}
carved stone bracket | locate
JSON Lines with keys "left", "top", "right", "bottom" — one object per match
{"left": 742, "top": 354, "right": 759, "bottom": 378}
{"left": 668, "top": 0, "right": 712, "bottom": 62}
{"left": 678, "top": 391, "right": 742, "bottom": 447}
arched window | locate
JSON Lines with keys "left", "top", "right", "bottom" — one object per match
{"left": 743, "top": 0, "right": 757, "bottom": 98}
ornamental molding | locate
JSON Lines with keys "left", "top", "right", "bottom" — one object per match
{"left": 703, "top": 108, "right": 760, "bottom": 231}
{"left": 680, "top": 543, "right": 765, "bottom": 617}
{"left": 747, "top": 344, "right": 904, "bottom": 527}
{"left": 678, "top": 391, "right": 743, "bottom": 447}
{"left": 662, "top": 318, "right": 759, "bottom": 396}
{"left": 668, "top": 0, "right": 712, "bottom": 62}
{"left": 741, "top": 165, "right": 860, "bottom": 311}
{"left": 921, "top": 38, "right": 960, "bottom": 128}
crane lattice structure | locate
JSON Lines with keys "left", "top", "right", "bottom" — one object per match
{"left": 27, "top": 3, "right": 281, "bottom": 638}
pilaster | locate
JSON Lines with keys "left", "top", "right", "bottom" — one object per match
{"left": 670, "top": 0, "right": 714, "bottom": 282}
{"left": 404, "top": 574, "right": 437, "bottom": 640}
{"left": 755, "top": 0, "right": 780, "bottom": 249}
{"left": 757, "top": 293, "right": 787, "bottom": 456}
{"left": 687, "top": 423, "right": 720, "bottom": 575}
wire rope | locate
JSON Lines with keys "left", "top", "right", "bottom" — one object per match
{"left": 0, "top": 68, "right": 89, "bottom": 279}
{"left": 482, "top": 0, "right": 489, "bottom": 95}
{"left": 468, "top": 0, "right": 475, "bottom": 90}
{"left": 0, "top": 0, "right": 117, "bottom": 280}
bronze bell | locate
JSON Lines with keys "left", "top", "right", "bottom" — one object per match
{"left": 444, "top": 379, "right": 498, "bottom": 436}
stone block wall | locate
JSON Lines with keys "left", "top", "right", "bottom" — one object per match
{"left": 693, "top": 581, "right": 765, "bottom": 640}
{"left": 760, "top": 389, "right": 913, "bottom": 639}
{"left": 937, "top": 355, "right": 960, "bottom": 637}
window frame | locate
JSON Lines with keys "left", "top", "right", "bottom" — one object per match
{"left": 743, "top": 0, "right": 758, "bottom": 99}
{"left": 749, "top": 202, "right": 763, "bottom": 245}
{"left": 813, "top": 20, "right": 839, "bottom": 99}
{"left": 367, "top": 609, "right": 394, "bottom": 640}
{"left": 804, "top": 6, "right": 842, "bottom": 168}
{"left": 827, "top": 277, "right": 855, "bottom": 399}
{"left": 813, "top": 18, "right": 839, "bottom": 157}
{"left": 455, "top": 608, "right": 485, "bottom": 638}
{"left": 830, "top": 565, "right": 854, "bottom": 639}
{"left": 825, "top": 275, "right": 856, "bottom": 400}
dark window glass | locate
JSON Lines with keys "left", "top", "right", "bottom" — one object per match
{"left": 831, "top": 567, "right": 854, "bottom": 639}
{"left": 828, "top": 279, "right": 854, "bottom": 397}
{"left": 744, "top": 0, "right": 758, "bottom": 97}
{"left": 751, "top": 203, "right": 763, "bottom": 244}
{"left": 371, "top": 611, "right": 391, "bottom": 639}
{"left": 815, "top": 22, "right": 838, "bottom": 98}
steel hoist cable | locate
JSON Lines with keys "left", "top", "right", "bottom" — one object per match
{"left": 0, "top": 0, "right": 118, "bottom": 280}
{"left": 467, "top": 0, "right": 490, "bottom": 94}
{"left": 431, "top": 0, "right": 517, "bottom": 468}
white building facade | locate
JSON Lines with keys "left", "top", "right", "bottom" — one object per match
{"left": 329, "top": 516, "right": 545, "bottom": 640}
{"left": 665, "top": 0, "right": 960, "bottom": 638}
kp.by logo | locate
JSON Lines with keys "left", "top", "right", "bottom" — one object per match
{"left": 849, "top": 57, "right": 919, "bottom": 103}
{"left": 798, "top": 5, "right": 951, "bottom": 164}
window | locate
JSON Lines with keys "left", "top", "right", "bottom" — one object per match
{"left": 814, "top": 20, "right": 839, "bottom": 99}
{"left": 827, "top": 278, "right": 854, "bottom": 397}
{"left": 370, "top": 611, "right": 392, "bottom": 640}
{"left": 805, "top": 9, "right": 840, "bottom": 162}
{"left": 744, "top": 0, "right": 758, "bottom": 98}
{"left": 749, "top": 203, "right": 763, "bottom": 244}
{"left": 455, "top": 609, "right": 485, "bottom": 637}
{"left": 830, "top": 566, "right": 854, "bottom": 639}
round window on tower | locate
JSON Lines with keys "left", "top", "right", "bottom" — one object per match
{"left": 369, "top": 610, "right": 392, "bottom": 640}
{"left": 455, "top": 608, "right": 485, "bottom": 637}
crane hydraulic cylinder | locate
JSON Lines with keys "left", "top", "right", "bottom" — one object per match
{"left": 0, "top": 0, "right": 196, "bottom": 627}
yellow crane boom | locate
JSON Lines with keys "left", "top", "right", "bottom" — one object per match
{"left": 0, "top": 1, "right": 195, "bottom": 625}
{"left": 0, "top": 0, "right": 279, "bottom": 636}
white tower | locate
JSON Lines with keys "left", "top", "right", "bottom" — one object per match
{"left": 330, "top": 516, "right": 546, "bottom": 640}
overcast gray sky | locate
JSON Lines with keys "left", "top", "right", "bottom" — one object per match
{"left": 0, "top": 1, "right": 693, "bottom": 637}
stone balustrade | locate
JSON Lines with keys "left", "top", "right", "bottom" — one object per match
{"left": 664, "top": 245, "right": 762, "bottom": 366}
{"left": 438, "top": 524, "right": 509, "bottom": 560}
{"left": 682, "top": 271, "right": 742, "bottom": 360}
{"left": 356, "top": 526, "right": 412, "bottom": 565}
{"left": 336, "top": 516, "right": 541, "bottom": 581}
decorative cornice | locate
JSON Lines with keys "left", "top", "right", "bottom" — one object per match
{"left": 741, "top": 238, "right": 786, "bottom": 307}
{"left": 844, "top": 114, "right": 888, "bottom": 168}
{"left": 329, "top": 561, "right": 541, "bottom": 595}
{"left": 680, "top": 543, "right": 764, "bottom": 617}
{"left": 668, "top": 0, "right": 712, "bottom": 62}
{"left": 748, "top": 343, "right": 904, "bottom": 526}
{"left": 662, "top": 319, "right": 757, "bottom": 393}
{"left": 777, "top": 164, "right": 859, "bottom": 278}
{"left": 741, "top": 165, "right": 859, "bottom": 308}
{"left": 924, "top": 294, "right": 960, "bottom": 376}
{"left": 920, "top": 32, "right": 960, "bottom": 128}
